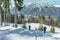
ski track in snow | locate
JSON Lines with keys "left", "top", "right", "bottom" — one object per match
{"left": 0, "top": 23, "right": 60, "bottom": 40}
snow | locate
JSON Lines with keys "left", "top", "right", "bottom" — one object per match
{"left": 26, "top": 23, "right": 40, "bottom": 30}
{"left": 52, "top": 34, "right": 60, "bottom": 38}
{"left": 54, "top": 5, "right": 60, "bottom": 8}
{"left": 25, "top": 2, "right": 32, "bottom": 6}
{"left": 0, "top": 27, "right": 12, "bottom": 30}
{"left": 0, "top": 23, "right": 60, "bottom": 40}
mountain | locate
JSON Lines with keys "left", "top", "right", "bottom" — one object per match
{"left": 11, "top": 2, "right": 60, "bottom": 18}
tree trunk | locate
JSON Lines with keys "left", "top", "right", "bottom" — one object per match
{"left": 6, "top": 6, "right": 10, "bottom": 25}
{"left": 5, "top": 0, "right": 10, "bottom": 25}
{"left": 14, "top": 7, "right": 17, "bottom": 27}
{"left": 0, "top": 3, "right": 2, "bottom": 26}
{"left": 14, "top": 0, "right": 17, "bottom": 27}
{"left": 4, "top": 8, "right": 6, "bottom": 26}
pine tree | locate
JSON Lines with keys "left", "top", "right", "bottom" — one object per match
{"left": 3, "top": 0, "right": 10, "bottom": 26}
{"left": 14, "top": 0, "right": 23, "bottom": 27}
{"left": 0, "top": 8, "right": 1, "bottom": 25}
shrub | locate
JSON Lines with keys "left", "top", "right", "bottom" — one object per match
{"left": 22, "top": 24, "right": 26, "bottom": 28}
{"left": 38, "top": 25, "right": 43, "bottom": 31}
{"left": 50, "top": 27, "right": 55, "bottom": 33}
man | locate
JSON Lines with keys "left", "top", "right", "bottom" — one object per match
{"left": 29, "top": 25, "right": 31, "bottom": 31}
{"left": 44, "top": 26, "right": 47, "bottom": 33}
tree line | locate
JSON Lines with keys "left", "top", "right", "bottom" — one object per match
{"left": 1, "top": 12, "right": 60, "bottom": 28}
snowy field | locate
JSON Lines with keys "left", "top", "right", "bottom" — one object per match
{"left": 0, "top": 23, "right": 60, "bottom": 40}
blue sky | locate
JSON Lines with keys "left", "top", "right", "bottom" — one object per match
{"left": 23, "top": 0, "right": 60, "bottom": 5}
{"left": 11, "top": 0, "right": 60, "bottom": 7}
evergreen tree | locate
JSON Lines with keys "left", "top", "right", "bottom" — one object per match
{"left": 14, "top": 0, "right": 23, "bottom": 27}
{"left": 3, "top": 0, "right": 10, "bottom": 26}
{"left": 0, "top": 0, "right": 2, "bottom": 25}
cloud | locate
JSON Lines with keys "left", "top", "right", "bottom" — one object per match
{"left": 43, "top": 0, "right": 56, "bottom": 2}
{"left": 54, "top": 5, "right": 60, "bottom": 7}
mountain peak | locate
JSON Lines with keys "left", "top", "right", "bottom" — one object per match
{"left": 25, "top": 2, "right": 40, "bottom": 7}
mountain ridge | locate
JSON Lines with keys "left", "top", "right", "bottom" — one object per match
{"left": 11, "top": 2, "right": 60, "bottom": 18}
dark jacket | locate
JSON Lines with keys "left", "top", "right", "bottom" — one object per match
{"left": 44, "top": 27, "right": 47, "bottom": 33}
{"left": 29, "top": 25, "right": 31, "bottom": 30}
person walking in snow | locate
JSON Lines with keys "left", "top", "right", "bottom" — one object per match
{"left": 29, "top": 25, "right": 31, "bottom": 31}
{"left": 44, "top": 26, "right": 47, "bottom": 33}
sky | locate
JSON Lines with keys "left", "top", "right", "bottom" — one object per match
{"left": 23, "top": 0, "right": 60, "bottom": 5}
{"left": 11, "top": 0, "right": 60, "bottom": 7}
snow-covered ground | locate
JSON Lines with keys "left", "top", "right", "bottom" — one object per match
{"left": 0, "top": 23, "right": 60, "bottom": 40}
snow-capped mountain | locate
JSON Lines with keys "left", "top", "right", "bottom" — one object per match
{"left": 10, "top": 2, "right": 60, "bottom": 18}
{"left": 18, "top": 2, "right": 60, "bottom": 18}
